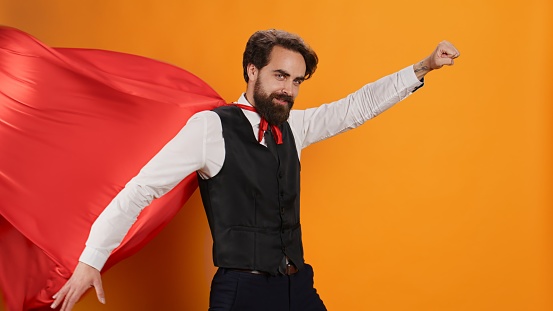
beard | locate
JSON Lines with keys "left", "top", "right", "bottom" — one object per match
{"left": 253, "top": 79, "right": 294, "bottom": 126}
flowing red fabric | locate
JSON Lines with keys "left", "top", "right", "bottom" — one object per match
{"left": 0, "top": 26, "right": 225, "bottom": 310}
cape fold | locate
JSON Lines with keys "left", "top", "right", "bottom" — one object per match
{"left": 0, "top": 26, "right": 225, "bottom": 310}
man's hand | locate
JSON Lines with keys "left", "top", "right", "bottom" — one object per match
{"left": 414, "top": 41, "right": 460, "bottom": 80}
{"left": 51, "top": 262, "right": 105, "bottom": 310}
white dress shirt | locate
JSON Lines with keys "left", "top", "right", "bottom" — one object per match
{"left": 80, "top": 65, "right": 423, "bottom": 270}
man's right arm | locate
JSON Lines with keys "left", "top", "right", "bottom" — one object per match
{"left": 51, "top": 110, "right": 223, "bottom": 310}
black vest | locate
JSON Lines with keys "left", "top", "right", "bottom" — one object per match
{"left": 198, "top": 105, "right": 303, "bottom": 275}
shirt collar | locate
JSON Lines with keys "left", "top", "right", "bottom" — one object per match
{"left": 236, "top": 93, "right": 252, "bottom": 106}
{"left": 234, "top": 93, "right": 261, "bottom": 129}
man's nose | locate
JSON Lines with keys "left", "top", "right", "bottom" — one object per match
{"left": 281, "top": 80, "right": 293, "bottom": 95}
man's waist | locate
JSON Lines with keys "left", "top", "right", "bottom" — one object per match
{"left": 225, "top": 257, "right": 299, "bottom": 276}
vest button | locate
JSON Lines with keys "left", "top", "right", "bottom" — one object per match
{"left": 280, "top": 191, "right": 284, "bottom": 197}
{"left": 280, "top": 208, "right": 284, "bottom": 214}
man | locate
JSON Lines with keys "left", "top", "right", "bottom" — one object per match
{"left": 51, "top": 29, "right": 459, "bottom": 310}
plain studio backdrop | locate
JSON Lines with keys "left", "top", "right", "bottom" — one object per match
{"left": 1, "top": 0, "right": 551, "bottom": 310}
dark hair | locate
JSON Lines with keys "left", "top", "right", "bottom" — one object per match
{"left": 242, "top": 29, "right": 318, "bottom": 82}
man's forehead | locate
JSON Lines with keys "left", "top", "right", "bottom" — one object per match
{"left": 266, "top": 46, "right": 306, "bottom": 78}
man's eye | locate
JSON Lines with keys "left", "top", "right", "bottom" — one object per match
{"left": 275, "top": 74, "right": 285, "bottom": 80}
{"left": 293, "top": 80, "right": 303, "bottom": 86}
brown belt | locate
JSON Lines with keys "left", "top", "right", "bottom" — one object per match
{"left": 230, "top": 263, "right": 298, "bottom": 276}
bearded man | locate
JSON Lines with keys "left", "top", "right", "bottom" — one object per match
{"left": 52, "top": 29, "right": 459, "bottom": 311}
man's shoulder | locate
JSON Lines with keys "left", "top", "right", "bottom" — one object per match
{"left": 211, "top": 105, "right": 245, "bottom": 119}
{"left": 287, "top": 108, "right": 307, "bottom": 123}
{"left": 212, "top": 105, "right": 238, "bottom": 112}
{"left": 191, "top": 109, "right": 220, "bottom": 118}
{"left": 188, "top": 106, "right": 246, "bottom": 126}
{"left": 188, "top": 109, "right": 221, "bottom": 125}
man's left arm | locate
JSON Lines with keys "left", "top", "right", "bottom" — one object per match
{"left": 289, "top": 41, "right": 460, "bottom": 151}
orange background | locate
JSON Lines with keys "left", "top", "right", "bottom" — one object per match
{"left": 1, "top": 0, "right": 552, "bottom": 310}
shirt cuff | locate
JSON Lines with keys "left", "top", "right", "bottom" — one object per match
{"left": 400, "top": 64, "right": 424, "bottom": 93}
{"left": 79, "top": 246, "right": 110, "bottom": 271}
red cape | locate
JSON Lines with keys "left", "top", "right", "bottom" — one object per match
{"left": 0, "top": 26, "right": 225, "bottom": 310}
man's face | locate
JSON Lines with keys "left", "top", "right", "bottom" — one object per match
{"left": 251, "top": 46, "right": 307, "bottom": 125}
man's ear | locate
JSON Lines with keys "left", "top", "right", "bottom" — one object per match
{"left": 247, "top": 64, "right": 258, "bottom": 82}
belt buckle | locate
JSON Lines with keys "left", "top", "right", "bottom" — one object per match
{"left": 285, "top": 262, "right": 298, "bottom": 275}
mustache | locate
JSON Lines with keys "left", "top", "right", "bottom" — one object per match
{"left": 271, "top": 93, "right": 294, "bottom": 106}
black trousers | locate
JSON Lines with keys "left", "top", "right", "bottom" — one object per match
{"left": 209, "top": 264, "right": 327, "bottom": 311}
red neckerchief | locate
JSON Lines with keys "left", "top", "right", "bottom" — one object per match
{"left": 232, "top": 103, "right": 283, "bottom": 144}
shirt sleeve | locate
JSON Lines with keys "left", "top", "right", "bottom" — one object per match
{"left": 288, "top": 65, "right": 423, "bottom": 152}
{"left": 79, "top": 110, "right": 222, "bottom": 271}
